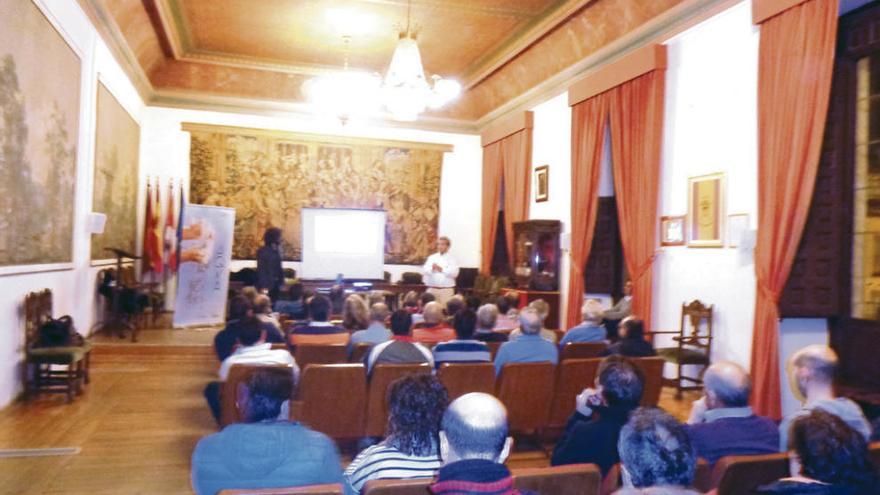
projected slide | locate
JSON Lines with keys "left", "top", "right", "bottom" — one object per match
{"left": 301, "top": 208, "right": 386, "bottom": 279}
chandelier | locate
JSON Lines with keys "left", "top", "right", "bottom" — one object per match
{"left": 304, "top": 1, "right": 461, "bottom": 123}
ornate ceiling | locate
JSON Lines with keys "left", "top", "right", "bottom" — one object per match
{"left": 79, "top": 0, "right": 711, "bottom": 131}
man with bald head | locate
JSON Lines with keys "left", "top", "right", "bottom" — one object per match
{"left": 412, "top": 301, "right": 456, "bottom": 345}
{"left": 684, "top": 361, "right": 778, "bottom": 463}
{"left": 431, "top": 393, "right": 533, "bottom": 495}
{"left": 778, "top": 344, "right": 872, "bottom": 451}
{"left": 493, "top": 307, "right": 559, "bottom": 376}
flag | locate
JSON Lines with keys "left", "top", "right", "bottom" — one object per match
{"left": 145, "top": 179, "right": 164, "bottom": 274}
{"left": 164, "top": 180, "right": 178, "bottom": 272}
{"left": 142, "top": 180, "right": 154, "bottom": 273}
{"left": 175, "top": 182, "right": 186, "bottom": 274}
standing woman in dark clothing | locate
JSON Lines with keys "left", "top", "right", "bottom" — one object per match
{"left": 256, "top": 227, "right": 284, "bottom": 301}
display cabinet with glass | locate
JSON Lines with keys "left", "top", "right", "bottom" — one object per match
{"left": 512, "top": 220, "right": 561, "bottom": 291}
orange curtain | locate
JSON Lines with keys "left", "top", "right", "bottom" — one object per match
{"left": 608, "top": 70, "right": 665, "bottom": 333}
{"left": 566, "top": 96, "right": 610, "bottom": 329}
{"left": 750, "top": 0, "right": 838, "bottom": 419}
{"left": 481, "top": 142, "right": 503, "bottom": 273}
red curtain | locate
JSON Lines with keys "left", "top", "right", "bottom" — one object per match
{"left": 566, "top": 96, "right": 610, "bottom": 329}
{"left": 750, "top": 0, "right": 839, "bottom": 419}
{"left": 608, "top": 70, "right": 665, "bottom": 333}
{"left": 481, "top": 142, "right": 503, "bottom": 273}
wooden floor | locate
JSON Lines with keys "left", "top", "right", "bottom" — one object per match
{"left": 0, "top": 328, "right": 698, "bottom": 494}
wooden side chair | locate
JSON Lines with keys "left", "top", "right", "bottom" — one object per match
{"left": 436, "top": 362, "right": 495, "bottom": 401}
{"left": 560, "top": 342, "right": 607, "bottom": 360}
{"left": 293, "top": 344, "right": 348, "bottom": 370}
{"left": 547, "top": 358, "right": 601, "bottom": 430}
{"left": 218, "top": 483, "right": 344, "bottom": 494}
{"left": 513, "top": 463, "right": 601, "bottom": 495}
{"left": 220, "top": 364, "right": 295, "bottom": 426}
{"left": 710, "top": 453, "right": 789, "bottom": 495}
{"left": 24, "top": 289, "right": 91, "bottom": 403}
{"left": 656, "top": 300, "right": 714, "bottom": 397}
{"left": 496, "top": 362, "right": 556, "bottom": 435}
{"left": 364, "top": 363, "right": 431, "bottom": 437}
{"left": 290, "top": 364, "right": 366, "bottom": 439}
{"left": 632, "top": 357, "right": 665, "bottom": 406}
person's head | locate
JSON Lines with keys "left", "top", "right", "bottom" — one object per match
{"left": 228, "top": 295, "right": 254, "bottom": 321}
{"left": 241, "top": 286, "right": 259, "bottom": 304}
{"left": 403, "top": 291, "right": 419, "bottom": 311}
{"left": 623, "top": 279, "right": 633, "bottom": 296}
{"left": 370, "top": 302, "right": 390, "bottom": 324}
{"left": 445, "top": 295, "right": 465, "bottom": 317}
{"left": 237, "top": 317, "right": 267, "bottom": 347}
{"left": 436, "top": 236, "right": 451, "bottom": 254}
{"left": 288, "top": 282, "right": 304, "bottom": 302}
{"left": 440, "top": 393, "right": 512, "bottom": 465}
{"left": 518, "top": 307, "right": 542, "bottom": 335}
{"left": 453, "top": 309, "right": 477, "bottom": 340}
{"left": 342, "top": 294, "right": 369, "bottom": 330}
{"left": 787, "top": 409, "right": 877, "bottom": 488}
{"left": 528, "top": 299, "right": 550, "bottom": 322}
{"left": 495, "top": 296, "right": 511, "bottom": 315}
{"left": 597, "top": 356, "right": 644, "bottom": 409}
{"left": 390, "top": 309, "right": 413, "bottom": 336}
{"left": 703, "top": 361, "right": 751, "bottom": 409}
{"left": 620, "top": 317, "right": 645, "bottom": 340}
{"left": 422, "top": 301, "right": 444, "bottom": 325}
{"left": 263, "top": 227, "right": 282, "bottom": 247}
{"left": 418, "top": 292, "right": 436, "bottom": 311}
{"left": 476, "top": 304, "right": 499, "bottom": 330}
{"left": 253, "top": 294, "right": 273, "bottom": 315}
{"left": 308, "top": 294, "right": 332, "bottom": 322}
{"left": 386, "top": 374, "right": 449, "bottom": 457}
{"left": 618, "top": 408, "right": 696, "bottom": 489}
{"left": 788, "top": 344, "right": 838, "bottom": 401}
{"left": 236, "top": 367, "right": 293, "bottom": 422}
{"left": 465, "top": 295, "right": 481, "bottom": 311}
{"left": 368, "top": 290, "right": 385, "bottom": 307}
{"left": 581, "top": 299, "right": 604, "bottom": 325}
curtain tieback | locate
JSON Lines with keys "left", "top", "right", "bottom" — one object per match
{"left": 630, "top": 254, "right": 657, "bottom": 283}
{"left": 757, "top": 280, "right": 781, "bottom": 306}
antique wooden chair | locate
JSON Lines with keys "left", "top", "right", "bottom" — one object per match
{"left": 24, "top": 289, "right": 91, "bottom": 403}
{"left": 655, "top": 300, "right": 714, "bottom": 397}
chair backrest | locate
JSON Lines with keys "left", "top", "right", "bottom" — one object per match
{"left": 487, "top": 341, "right": 503, "bottom": 360}
{"left": 220, "top": 364, "right": 295, "bottom": 426}
{"left": 364, "top": 363, "right": 432, "bottom": 437}
{"left": 350, "top": 342, "right": 372, "bottom": 363}
{"left": 600, "top": 463, "right": 620, "bottom": 495}
{"left": 218, "top": 484, "right": 344, "bottom": 495}
{"left": 692, "top": 458, "right": 713, "bottom": 493}
{"left": 496, "top": 362, "right": 556, "bottom": 433}
{"left": 679, "top": 299, "right": 714, "bottom": 355}
{"left": 870, "top": 441, "right": 880, "bottom": 467}
{"left": 24, "top": 289, "right": 53, "bottom": 349}
{"left": 293, "top": 344, "right": 348, "bottom": 370}
{"left": 292, "top": 364, "right": 366, "bottom": 439}
{"left": 362, "top": 478, "right": 432, "bottom": 495}
{"left": 561, "top": 342, "right": 607, "bottom": 360}
{"left": 547, "top": 358, "right": 602, "bottom": 429}
{"left": 711, "top": 453, "right": 789, "bottom": 495}
{"left": 632, "top": 357, "right": 664, "bottom": 406}
{"left": 437, "top": 362, "right": 496, "bottom": 400}
{"left": 513, "top": 463, "right": 601, "bottom": 495}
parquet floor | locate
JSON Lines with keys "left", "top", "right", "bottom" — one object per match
{"left": 0, "top": 329, "right": 698, "bottom": 494}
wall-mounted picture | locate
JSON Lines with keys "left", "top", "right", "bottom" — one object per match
{"left": 660, "top": 215, "right": 686, "bottom": 246}
{"left": 687, "top": 172, "right": 725, "bottom": 248}
{"left": 727, "top": 213, "right": 749, "bottom": 248}
{"left": 535, "top": 164, "right": 549, "bottom": 202}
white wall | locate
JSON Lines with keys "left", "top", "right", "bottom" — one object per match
{"left": 0, "top": 0, "right": 145, "bottom": 408}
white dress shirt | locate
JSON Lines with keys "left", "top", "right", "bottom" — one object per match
{"left": 422, "top": 252, "right": 459, "bottom": 288}
{"left": 218, "top": 342, "right": 300, "bottom": 384}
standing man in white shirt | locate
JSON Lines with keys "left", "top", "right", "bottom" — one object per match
{"left": 422, "top": 236, "right": 459, "bottom": 307}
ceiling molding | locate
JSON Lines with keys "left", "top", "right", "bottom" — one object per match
{"left": 177, "top": 51, "right": 347, "bottom": 77}
{"left": 152, "top": 0, "right": 185, "bottom": 59}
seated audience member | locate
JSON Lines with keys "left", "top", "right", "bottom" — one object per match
{"left": 366, "top": 310, "right": 433, "bottom": 374}
{"left": 274, "top": 282, "right": 306, "bottom": 320}
{"left": 289, "top": 295, "right": 349, "bottom": 345}
{"left": 778, "top": 345, "right": 872, "bottom": 451}
{"left": 328, "top": 284, "right": 346, "bottom": 315}
{"left": 493, "top": 296, "right": 518, "bottom": 332}
{"left": 192, "top": 368, "right": 345, "bottom": 495}
{"left": 344, "top": 375, "right": 448, "bottom": 492}
{"left": 475, "top": 304, "right": 509, "bottom": 342}
{"left": 342, "top": 294, "right": 370, "bottom": 332}
{"left": 758, "top": 410, "right": 879, "bottom": 494}
{"left": 431, "top": 393, "right": 532, "bottom": 495}
{"left": 413, "top": 301, "right": 456, "bottom": 345}
{"left": 444, "top": 295, "right": 466, "bottom": 323}
{"left": 617, "top": 408, "right": 699, "bottom": 494}
{"left": 552, "top": 356, "right": 644, "bottom": 474}
{"left": 350, "top": 303, "right": 392, "bottom": 351}
{"left": 242, "top": 286, "right": 260, "bottom": 304}
{"left": 411, "top": 292, "right": 436, "bottom": 325}
{"left": 508, "top": 299, "right": 557, "bottom": 343}
{"left": 493, "top": 308, "right": 558, "bottom": 376}
{"left": 433, "top": 309, "right": 491, "bottom": 368}
{"left": 684, "top": 361, "right": 778, "bottom": 463}
{"left": 367, "top": 290, "right": 386, "bottom": 307}
{"left": 214, "top": 295, "right": 284, "bottom": 361}
{"left": 560, "top": 299, "right": 607, "bottom": 346}
{"left": 465, "top": 295, "right": 481, "bottom": 312}
{"left": 204, "top": 317, "right": 300, "bottom": 423}
{"left": 602, "top": 317, "right": 656, "bottom": 357}
{"left": 504, "top": 293, "right": 520, "bottom": 318}
{"left": 602, "top": 279, "right": 633, "bottom": 341}
{"left": 254, "top": 294, "right": 282, "bottom": 334}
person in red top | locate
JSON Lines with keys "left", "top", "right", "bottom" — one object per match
{"left": 413, "top": 301, "right": 456, "bottom": 345}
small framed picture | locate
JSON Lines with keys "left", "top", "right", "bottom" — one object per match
{"left": 660, "top": 216, "right": 686, "bottom": 246}
{"left": 687, "top": 172, "right": 725, "bottom": 247}
{"left": 535, "top": 165, "right": 549, "bottom": 203}
{"left": 727, "top": 213, "right": 749, "bottom": 248}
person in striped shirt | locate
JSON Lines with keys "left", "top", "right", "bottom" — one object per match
{"left": 344, "top": 374, "right": 449, "bottom": 493}
{"left": 432, "top": 309, "right": 491, "bottom": 369}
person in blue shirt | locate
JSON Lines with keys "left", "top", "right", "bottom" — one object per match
{"left": 560, "top": 299, "right": 607, "bottom": 347}
{"left": 493, "top": 308, "right": 558, "bottom": 376}
{"left": 433, "top": 309, "right": 491, "bottom": 368}
{"left": 349, "top": 302, "right": 393, "bottom": 353}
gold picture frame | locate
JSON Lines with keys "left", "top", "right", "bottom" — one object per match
{"left": 687, "top": 172, "right": 725, "bottom": 248}
{"left": 535, "top": 165, "right": 549, "bottom": 202}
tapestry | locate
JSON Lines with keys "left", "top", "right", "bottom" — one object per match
{"left": 91, "top": 82, "right": 139, "bottom": 260}
{"left": 0, "top": 0, "right": 80, "bottom": 266}
{"left": 186, "top": 124, "right": 450, "bottom": 265}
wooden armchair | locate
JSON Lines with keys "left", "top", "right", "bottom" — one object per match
{"left": 656, "top": 300, "right": 714, "bottom": 397}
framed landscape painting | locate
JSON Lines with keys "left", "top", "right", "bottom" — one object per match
{"left": 687, "top": 172, "right": 725, "bottom": 248}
